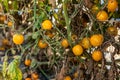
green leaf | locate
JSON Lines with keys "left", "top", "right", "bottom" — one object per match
{"left": 53, "top": 13, "right": 59, "bottom": 20}
{"left": 2, "top": 56, "right": 8, "bottom": 78}
{"left": 39, "top": 1, "right": 44, "bottom": 7}
{"left": 32, "top": 31, "right": 39, "bottom": 39}
{"left": 12, "top": 1, "right": 18, "bottom": 10}
{"left": 39, "top": 12, "right": 46, "bottom": 23}
{"left": 15, "top": 68, "right": 22, "bottom": 80}
{"left": 2, "top": 61, "right": 8, "bottom": 77}
{"left": 3, "top": 0, "right": 8, "bottom": 12}
{"left": 7, "top": 58, "right": 22, "bottom": 80}
{"left": 46, "top": 5, "right": 51, "bottom": 12}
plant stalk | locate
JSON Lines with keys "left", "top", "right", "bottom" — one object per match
{"left": 63, "top": 0, "right": 72, "bottom": 47}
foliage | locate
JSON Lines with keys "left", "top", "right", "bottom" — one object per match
{"left": 0, "top": 0, "right": 120, "bottom": 80}
{"left": 2, "top": 56, "right": 22, "bottom": 80}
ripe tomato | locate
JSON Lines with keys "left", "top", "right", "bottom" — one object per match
{"left": 12, "top": 34, "right": 24, "bottom": 45}
{"left": 64, "top": 76, "right": 72, "bottom": 80}
{"left": 92, "top": 50, "right": 102, "bottom": 61}
{"left": 61, "top": 39, "right": 69, "bottom": 48}
{"left": 0, "top": 15, "right": 6, "bottom": 23}
{"left": 24, "top": 59, "right": 31, "bottom": 66}
{"left": 42, "top": 20, "right": 52, "bottom": 30}
{"left": 38, "top": 40, "right": 48, "bottom": 48}
{"left": 107, "top": 26, "right": 118, "bottom": 36}
{"left": 80, "top": 37, "right": 91, "bottom": 49}
{"left": 107, "top": 0, "right": 118, "bottom": 12}
{"left": 25, "top": 78, "right": 32, "bottom": 80}
{"left": 31, "top": 73, "right": 39, "bottom": 79}
{"left": 96, "top": 10, "right": 108, "bottom": 21}
{"left": 72, "top": 44, "right": 83, "bottom": 56}
{"left": 90, "top": 34, "right": 103, "bottom": 47}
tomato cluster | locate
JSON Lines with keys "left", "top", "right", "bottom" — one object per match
{"left": 0, "top": 0, "right": 119, "bottom": 80}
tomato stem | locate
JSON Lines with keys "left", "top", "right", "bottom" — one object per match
{"left": 63, "top": 0, "right": 72, "bottom": 47}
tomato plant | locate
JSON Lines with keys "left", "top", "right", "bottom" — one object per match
{"left": 0, "top": 0, "right": 120, "bottom": 80}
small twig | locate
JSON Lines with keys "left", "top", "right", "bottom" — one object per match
{"left": 70, "top": 1, "right": 83, "bottom": 19}
{"left": 33, "top": 0, "right": 37, "bottom": 32}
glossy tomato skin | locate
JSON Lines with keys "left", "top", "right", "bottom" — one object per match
{"left": 96, "top": 10, "right": 108, "bottom": 21}
{"left": 12, "top": 34, "right": 24, "bottom": 45}
{"left": 90, "top": 34, "right": 103, "bottom": 47}
{"left": 80, "top": 37, "right": 91, "bottom": 49}
{"left": 24, "top": 59, "right": 31, "bottom": 66}
{"left": 92, "top": 50, "right": 102, "bottom": 61}
{"left": 72, "top": 44, "right": 83, "bottom": 56}
{"left": 38, "top": 40, "right": 48, "bottom": 48}
{"left": 31, "top": 73, "right": 39, "bottom": 79}
{"left": 42, "top": 20, "right": 52, "bottom": 30}
{"left": 107, "top": 0, "right": 118, "bottom": 12}
{"left": 61, "top": 39, "right": 69, "bottom": 48}
{"left": 64, "top": 76, "right": 72, "bottom": 80}
{"left": 25, "top": 78, "right": 32, "bottom": 80}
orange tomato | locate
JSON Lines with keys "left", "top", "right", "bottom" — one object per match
{"left": 0, "top": 15, "right": 6, "bottom": 21}
{"left": 92, "top": 50, "right": 102, "bottom": 61}
{"left": 31, "top": 73, "right": 39, "bottom": 79}
{"left": 64, "top": 76, "right": 72, "bottom": 80}
{"left": 107, "top": 0, "right": 118, "bottom": 12}
{"left": 42, "top": 20, "right": 52, "bottom": 30}
{"left": 7, "top": 21, "right": 13, "bottom": 27}
{"left": 25, "top": 78, "right": 32, "bottom": 80}
{"left": 12, "top": 34, "right": 24, "bottom": 45}
{"left": 24, "top": 59, "right": 31, "bottom": 66}
{"left": 96, "top": 10, "right": 108, "bottom": 21}
{"left": 38, "top": 40, "right": 48, "bottom": 48}
{"left": 61, "top": 39, "right": 69, "bottom": 48}
{"left": 90, "top": 34, "right": 103, "bottom": 47}
{"left": 107, "top": 26, "right": 118, "bottom": 36}
{"left": 72, "top": 44, "right": 83, "bottom": 56}
{"left": 80, "top": 37, "right": 91, "bottom": 49}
